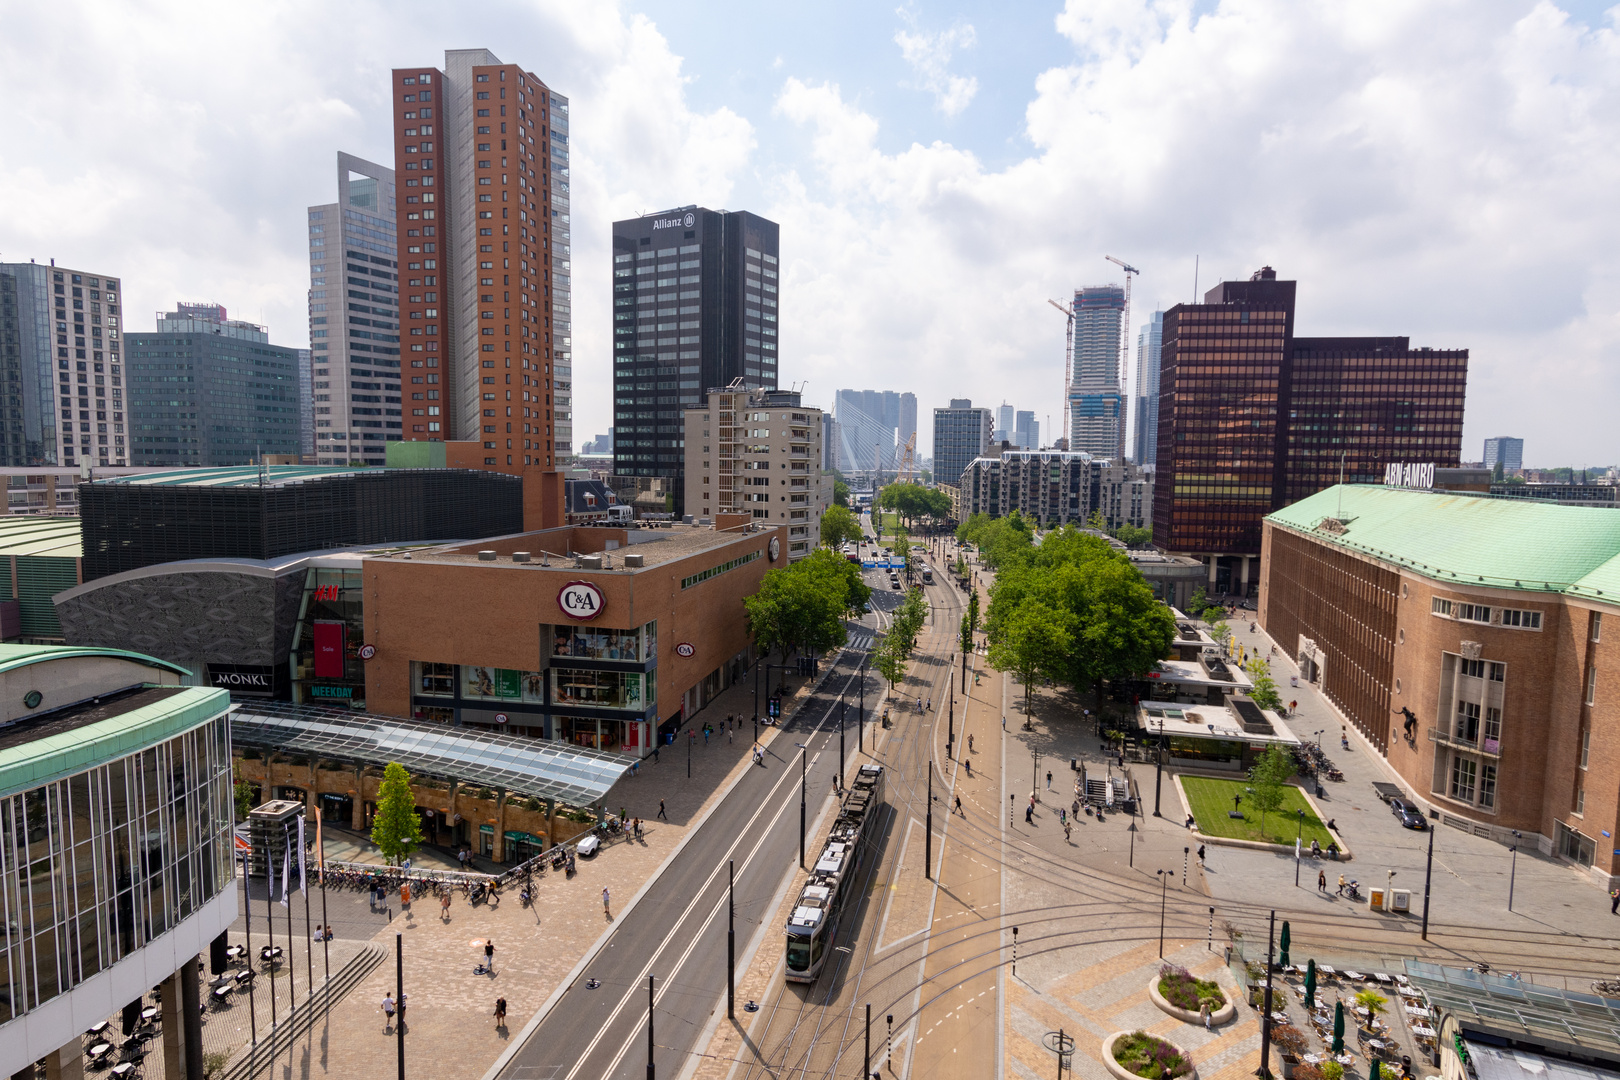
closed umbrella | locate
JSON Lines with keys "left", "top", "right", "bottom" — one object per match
{"left": 1369, "top": 1061, "right": 1381, "bottom": 1080}
{"left": 1279, "top": 921, "right": 1291, "bottom": 967}
{"left": 1332, "top": 1000, "right": 1345, "bottom": 1054}
{"left": 1305, "top": 959, "right": 1318, "bottom": 1010}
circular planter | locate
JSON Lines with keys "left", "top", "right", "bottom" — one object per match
{"left": 1102, "top": 1031, "right": 1199, "bottom": 1080}
{"left": 1149, "top": 976, "right": 1236, "bottom": 1026}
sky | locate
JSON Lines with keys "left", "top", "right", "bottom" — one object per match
{"left": 3, "top": 0, "right": 1619, "bottom": 466}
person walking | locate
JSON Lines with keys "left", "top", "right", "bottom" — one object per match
{"left": 954, "top": 795, "right": 962, "bottom": 816}
{"left": 441, "top": 892, "right": 452, "bottom": 920}
{"left": 602, "top": 887, "right": 611, "bottom": 914}
{"left": 1611, "top": 888, "right": 1620, "bottom": 914}
{"left": 484, "top": 940, "right": 496, "bottom": 973}
{"left": 494, "top": 997, "right": 507, "bottom": 1029}
{"left": 1046, "top": 770, "right": 1053, "bottom": 790}
{"left": 1318, "top": 869, "right": 1329, "bottom": 893}
{"left": 657, "top": 799, "right": 668, "bottom": 821}
{"left": 968, "top": 733, "right": 974, "bottom": 753}
{"left": 1336, "top": 874, "right": 1346, "bottom": 897}
{"left": 964, "top": 758, "right": 973, "bottom": 777}
{"left": 1200, "top": 1000, "right": 1213, "bottom": 1031}
{"left": 397, "top": 991, "right": 408, "bottom": 1023}
{"left": 381, "top": 994, "right": 396, "bottom": 1031}
{"left": 1197, "top": 844, "right": 1206, "bottom": 866}
{"left": 1001, "top": 716, "right": 1007, "bottom": 730}
{"left": 1025, "top": 803, "right": 1034, "bottom": 824}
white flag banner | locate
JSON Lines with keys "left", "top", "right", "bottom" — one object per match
{"left": 297, "top": 814, "right": 307, "bottom": 895}
{"left": 1295, "top": 837, "right": 1301, "bottom": 862}
{"left": 279, "top": 840, "right": 291, "bottom": 908}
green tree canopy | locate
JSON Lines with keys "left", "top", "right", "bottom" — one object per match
{"left": 987, "top": 598, "right": 1076, "bottom": 715}
{"left": 1116, "top": 523, "right": 1152, "bottom": 547}
{"left": 820, "top": 504, "right": 863, "bottom": 548}
{"left": 832, "top": 472, "right": 851, "bottom": 507}
{"left": 370, "top": 762, "right": 425, "bottom": 865}
{"left": 1245, "top": 743, "right": 1295, "bottom": 834}
{"left": 1248, "top": 658, "right": 1283, "bottom": 711}
{"left": 743, "top": 547, "right": 871, "bottom": 660}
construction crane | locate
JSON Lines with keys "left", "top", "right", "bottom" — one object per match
{"left": 1047, "top": 297, "right": 1074, "bottom": 447}
{"left": 1104, "top": 255, "right": 1139, "bottom": 461}
{"left": 898, "top": 432, "right": 917, "bottom": 485}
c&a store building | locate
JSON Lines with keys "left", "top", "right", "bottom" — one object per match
{"left": 361, "top": 516, "right": 779, "bottom": 755}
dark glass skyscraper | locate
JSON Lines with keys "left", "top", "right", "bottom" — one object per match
{"left": 611, "top": 207, "right": 779, "bottom": 499}
{"left": 1152, "top": 267, "right": 1468, "bottom": 594}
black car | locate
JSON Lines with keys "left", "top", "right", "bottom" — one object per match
{"left": 1395, "top": 808, "right": 1427, "bottom": 831}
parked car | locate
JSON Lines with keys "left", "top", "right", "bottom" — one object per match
{"left": 1395, "top": 807, "right": 1428, "bottom": 831}
{"left": 1388, "top": 797, "right": 1416, "bottom": 817}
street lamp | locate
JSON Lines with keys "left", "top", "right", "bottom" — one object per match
{"left": 1294, "top": 809, "right": 1305, "bottom": 887}
{"left": 1156, "top": 869, "right": 1172, "bottom": 958}
{"left": 1152, "top": 716, "right": 1166, "bottom": 817}
{"left": 795, "top": 743, "right": 808, "bottom": 869}
{"left": 1508, "top": 830, "right": 1522, "bottom": 912}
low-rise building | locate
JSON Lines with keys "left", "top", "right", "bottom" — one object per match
{"left": 0, "top": 643, "right": 235, "bottom": 1079}
{"left": 959, "top": 450, "right": 1153, "bottom": 533}
{"left": 1261, "top": 484, "right": 1620, "bottom": 884}
{"left": 682, "top": 382, "right": 831, "bottom": 562}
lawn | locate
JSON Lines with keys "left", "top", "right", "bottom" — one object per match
{"left": 1182, "top": 776, "right": 1336, "bottom": 849}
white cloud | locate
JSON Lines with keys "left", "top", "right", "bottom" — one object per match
{"left": 766, "top": 0, "right": 1620, "bottom": 466}
{"left": 894, "top": 13, "right": 980, "bottom": 116}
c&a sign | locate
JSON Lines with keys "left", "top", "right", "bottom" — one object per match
{"left": 557, "top": 580, "right": 606, "bottom": 621}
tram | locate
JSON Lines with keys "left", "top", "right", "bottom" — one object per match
{"left": 920, "top": 565, "right": 933, "bottom": 585}
{"left": 785, "top": 763, "right": 886, "bottom": 983}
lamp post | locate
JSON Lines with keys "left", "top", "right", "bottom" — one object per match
{"left": 1294, "top": 809, "right": 1305, "bottom": 887}
{"left": 1508, "top": 830, "right": 1522, "bottom": 912}
{"left": 1152, "top": 716, "right": 1165, "bottom": 817}
{"left": 859, "top": 655, "right": 867, "bottom": 752}
{"left": 1420, "top": 823, "right": 1435, "bottom": 940}
{"left": 839, "top": 695, "right": 846, "bottom": 791}
{"left": 795, "top": 743, "right": 808, "bottom": 869}
{"left": 1156, "top": 869, "right": 1171, "bottom": 958}
{"left": 947, "top": 692, "right": 954, "bottom": 760}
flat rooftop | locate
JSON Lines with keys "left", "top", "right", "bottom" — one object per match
{"left": 1148, "top": 656, "right": 1255, "bottom": 690}
{"left": 1138, "top": 699, "right": 1300, "bottom": 745}
{"left": 385, "top": 524, "right": 765, "bottom": 572}
{"left": 87, "top": 465, "right": 511, "bottom": 489}
{"left": 0, "top": 686, "right": 186, "bottom": 753}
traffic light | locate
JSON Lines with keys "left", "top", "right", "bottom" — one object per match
{"left": 769, "top": 696, "right": 782, "bottom": 718}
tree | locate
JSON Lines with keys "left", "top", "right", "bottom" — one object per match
{"left": 1209, "top": 622, "right": 1232, "bottom": 651}
{"left": 1187, "top": 586, "right": 1209, "bottom": 619}
{"left": 960, "top": 612, "right": 973, "bottom": 657}
{"left": 1116, "top": 523, "right": 1152, "bottom": 547}
{"left": 968, "top": 589, "right": 981, "bottom": 639}
{"left": 1492, "top": 458, "right": 1505, "bottom": 482}
{"left": 1085, "top": 509, "right": 1108, "bottom": 533}
{"left": 743, "top": 547, "right": 871, "bottom": 660}
{"left": 233, "top": 762, "right": 256, "bottom": 823}
{"left": 832, "top": 473, "right": 851, "bottom": 507}
{"left": 987, "top": 599, "right": 1075, "bottom": 716}
{"left": 370, "top": 762, "right": 425, "bottom": 865}
{"left": 1245, "top": 743, "right": 1295, "bottom": 836}
{"left": 1248, "top": 658, "right": 1283, "bottom": 711}
{"left": 820, "top": 504, "right": 862, "bottom": 548}
{"left": 874, "top": 634, "right": 908, "bottom": 697}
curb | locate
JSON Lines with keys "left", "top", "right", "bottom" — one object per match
{"left": 1147, "top": 974, "right": 1237, "bottom": 1027}
{"left": 221, "top": 941, "right": 386, "bottom": 1080}
{"left": 1172, "top": 775, "right": 1355, "bottom": 862}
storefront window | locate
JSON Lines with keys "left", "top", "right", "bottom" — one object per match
{"left": 414, "top": 706, "right": 454, "bottom": 724}
{"left": 551, "top": 668, "right": 650, "bottom": 710}
{"left": 461, "top": 666, "right": 542, "bottom": 701}
{"left": 553, "top": 626, "right": 641, "bottom": 661}
{"left": 416, "top": 662, "right": 456, "bottom": 697}
{"left": 558, "top": 715, "right": 626, "bottom": 751}
{"left": 292, "top": 567, "right": 367, "bottom": 707}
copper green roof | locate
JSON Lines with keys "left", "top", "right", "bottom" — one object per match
{"left": 0, "top": 515, "right": 82, "bottom": 558}
{"left": 1266, "top": 485, "right": 1620, "bottom": 598}
{"left": 0, "top": 642, "right": 190, "bottom": 678}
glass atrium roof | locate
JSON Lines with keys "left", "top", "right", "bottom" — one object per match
{"left": 231, "top": 702, "right": 630, "bottom": 807}
{"left": 1406, "top": 961, "right": 1620, "bottom": 1054}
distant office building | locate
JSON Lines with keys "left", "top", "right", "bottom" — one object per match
{"left": 1133, "top": 310, "right": 1163, "bottom": 465}
{"left": 1153, "top": 267, "right": 1467, "bottom": 595}
{"left": 995, "top": 402, "right": 1014, "bottom": 444}
{"left": 0, "top": 261, "right": 126, "bottom": 466}
{"left": 1484, "top": 436, "right": 1524, "bottom": 473}
{"left": 296, "top": 347, "right": 314, "bottom": 458}
{"left": 1490, "top": 482, "right": 1616, "bottom": 507}
{"left": 612, "top": 207, "right": 779, "bottom": 512}
{"left": 960, "top": 451, "right": 1149, "bottom": 532}
{"left": 683, "top": 383, "right": 830, "bottom": 561}
{"left": 933, "top": 399, "right": 993, "bottom": 488}
{"left": 391, "top": 50, "right": 570, "bottom": 467}
{"left": 308, "top": 152, "right": 399, "bottom": 466}
{"left": 898, "top": 392, "right": 917, "bottom": 451}
{"left": 821, "top": 412, "right": 839, "bottom": 471}
{"left": 1069, "top": 285, "right": 1125, "bottom": 459}
{"left": 1014, "top": 410, "right": 1037, "bottom": 450}
{"left": 126, "top": 304, "right": 300, "bottom": 467}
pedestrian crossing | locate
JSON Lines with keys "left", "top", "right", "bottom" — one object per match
{"left": 846, "top": 631, "right": 875, "bottom": 651}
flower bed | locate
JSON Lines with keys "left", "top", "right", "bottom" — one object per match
{"left": 1149, "top": 966, "right": 1236, "bottom": 1026}
{"left": 1108, "top": 1031, "right": 1194, "bottom": 1080}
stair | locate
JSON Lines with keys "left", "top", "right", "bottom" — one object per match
{"left": 220, "top": 941, "right": 386, "bottom": 1080}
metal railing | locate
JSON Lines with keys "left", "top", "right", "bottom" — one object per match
{"left": 1426, "top": 725, "right": 1502, "bottom": 757}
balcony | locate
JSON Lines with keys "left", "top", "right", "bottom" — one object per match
{"left": 1427, "top": 726, "right": 1501, "bottom": 758}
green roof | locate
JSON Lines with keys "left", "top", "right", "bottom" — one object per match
{"left": 0, "top": 685, "right": 228, "bottom": 797}
{"left": 0, "top": 642, "right": 190, "bottom": 678}
{"left": 0, "top": 515, "right": 82, "bottom": 558}
{"left": 1266, "top": 485, "right": 1620, "bottom": 598}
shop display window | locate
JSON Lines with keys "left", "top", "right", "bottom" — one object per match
{"left": 551, "top": 667, "right": 651, "bottom": 710}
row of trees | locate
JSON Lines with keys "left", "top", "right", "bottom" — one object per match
{"left": 875, "top": 587, "right": 928, "bottom": 695}
{"left": 877, "top": 482, "right": 951, "bottom": 530}
{"left": 966, "top": 514, "right": 1176, "bottom": 714}
{"left": 743, "top": 547, "right": 873, "bottom": 662}
{"left": 820, "top": 503, "right": 864, "bottom": 548}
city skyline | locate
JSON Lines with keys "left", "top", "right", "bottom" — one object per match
{"left": 1, "top": 3, "right": 1612, "bottom": 463}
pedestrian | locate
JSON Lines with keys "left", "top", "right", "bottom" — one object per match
{"left": 968, "top": 733, "right": 974, "bottom": 753}
{"left": 702, "top": 724, "right": 710, "bottom": 745}
{"left": 602, "top": 887, "right": 611, "bottom": 914}
{"left": 441, "top": 892, "right": 451, "bottom": 919}
{"left": 965, "top": 759, "right": 973, "bottom": 777}
{"left": 1611, "top": 889, "right": 1619, "bottom": 914}
{"left": 1336, "top": 875, "right": 1346, "bottom": 897}
{"left": 494, "top": 997, "right": 507, "bottom": 1029}
{"left": 926, "top": 697, "right": 932, "bottom": 712}
{"left": 1185, "top": 814, "right": 1195, "bottom": 829}
{"left": 397, "top": 991, "right": 408, "bottom": 1022}
{"left": 657, "top": 799, "right": 668, "bottom": 821}
{"left": 652, "top": 745, "right": 660, "bottom": 764}
{"left": 954, "top": 795, "right": 962, "bottom": 816}
{"left": 631, "top": 759, "right": 639, "bottom": 777}
{"left": 381, "top": 994, "right": 396, "bottom": 1030}
{"left": 484, "top": 939, "right": 496, "bottom": 973}
{"left": 1046, "top": 770, "right": 1053, "bottom": 790}
{"left": 729, "top": 724, "right": 733, "bottom": 744}
{"left": 401, "top": 881, "right": 411, "bottom": 909}
{"left": 1025, "top": 804, "right": 1034, "bottom": 824}
{"left": 1319, "top": 869, "right": 1328, "bottom": 892}
{"left": 1197, "top": 844, "right": 1206, "bottom": 866}
{"left": 1201, "top": 1000, "right": 1212, "bottom": 1030}
{"left": 1001, "top": 716, "right": 1007, "bottom": 730}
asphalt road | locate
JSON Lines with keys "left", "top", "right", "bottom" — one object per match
{"left": 493, "top": 640, "right": 877, "bottom": 1080}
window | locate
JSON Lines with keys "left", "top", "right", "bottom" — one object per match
{"left": 550, "top": 667, "right": 648, "bottom": 710}
{"left": 1480, "top": 763, "right": 1497, "bottom": 808}
{"left": 1455, "top": 701, "right": 1481, "bottom": 742}
{"left": 1593, "top": 612, "right": 1603, "bottom": 643}
{"left": 1581, "top": 726, "right": 1591, "bottom": 769}
{"left": 1460, "top": 658, "right": 1486, "bottom": 679}
{"left": 1587, "top": 665, "right": 1597, "bottom": 705}
{"left": 1489, "top": 661, "right": 1505, "bottom": 682}
{"left": 1577, "top": 786, "right": 1586, "bottom": 815}
{"left": 1457, "top": 603, "right": 1491, "bottom": 623}
{"left": 1431, "top": 597, "right": 1452, "bottom": 617}
{"left": 1484, "top": 706, "right": 1501, "bottom": 744}
{"left": 415, "top": 661, "right": 456, "bottom": 696}
{"left": 1500, "top": 608, "right": 1542, "bottom": 630}
{"left": 1449, "top": 756, "right": 1476, "bottom": 801}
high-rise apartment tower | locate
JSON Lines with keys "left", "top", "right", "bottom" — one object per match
{"left": 0, "top": 262, "right": 126, "bottom": 466}
{"left": 1152, "top": 267, "right": 1467, "bottom": 595}
{"left": 933, "top": 398, "right": 993, "bottom": 488}
{"left": 1133, "top": 310, "right": 1163, "bottom": 465}
{"left": 391, "top": 49, "right": 569, "bottom": 469}
{"left": 308, "top": 152, "right": 398, "bottom": 465}
{"left": 1068, "top": 285, "right": 1125, "bottom": 459}
{"left": 1483, "top": 436, "right": 1523, "bottom": 473}
{"left": 611, "top": 207, "right": 779, "bottom": 509}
